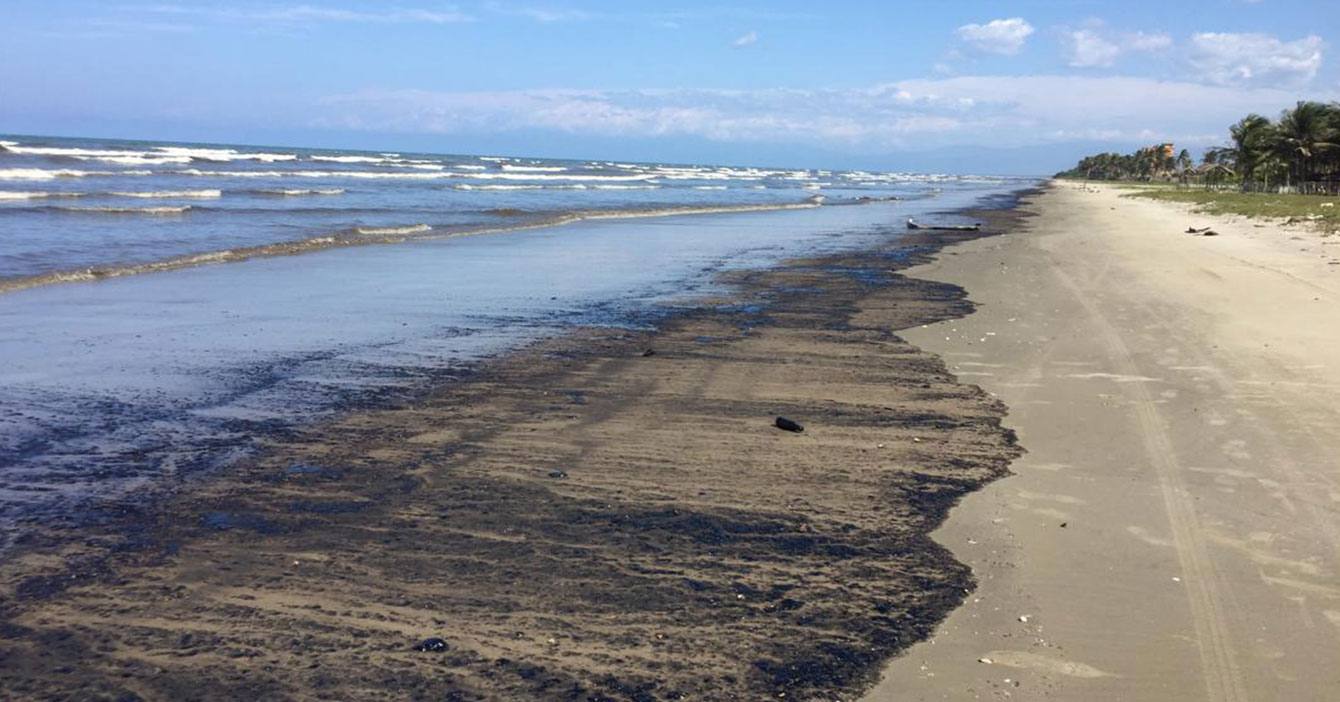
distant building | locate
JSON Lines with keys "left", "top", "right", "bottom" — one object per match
{"left": 1161, "top": 143, "right": 1175, "bottom": 158}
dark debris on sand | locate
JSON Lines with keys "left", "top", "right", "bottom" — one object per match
{"left": 0, "top": 202, "right": 1034, "bottom": 702}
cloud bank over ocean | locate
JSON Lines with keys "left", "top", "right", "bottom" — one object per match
{"left": 313, "top": 76, "right": 1315, "bottom": 154}
{"left": 2, "top": 2, "right": 1336, "bottom": 172}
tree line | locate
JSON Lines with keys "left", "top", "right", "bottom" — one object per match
{"left": 1057, "top": 101, "right": 1340, "bottom": 195}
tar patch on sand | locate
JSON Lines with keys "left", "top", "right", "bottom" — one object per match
{"left": 0, "top": 207, "right": 1028, "bottom": 702}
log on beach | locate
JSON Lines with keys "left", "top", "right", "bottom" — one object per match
{"left": 906, "top": 218, "right": 982, "bottom": 231}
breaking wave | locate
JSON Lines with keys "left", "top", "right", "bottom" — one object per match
{"left": 55, "top": 205, "right": 193, "bottom": 215}
{"left": 0, "top": 189, "right": 218, "bottom": 201}
{"left": 175, "top": 168, "right": 655, "bottom": 182}
{"left": 0, "top": 168, "right": 152, "bottom": 180}
{"left": 0, "top": 191, "right": 72, "bottom": 200}
{"left": 248, "top": 188, "right": 346, "bottom": 196}
{"left": 454, "top": 184, "right": 588, "bottom": 191}
{"left": 309, "top": 155, "right": 390, "bottom": 164}
{"left": 107, "top": 189, "right": 222, "bottom": 199}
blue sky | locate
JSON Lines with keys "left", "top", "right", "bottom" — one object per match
{"left": 2, "top": 1, "right": 1337, "bottom": 173}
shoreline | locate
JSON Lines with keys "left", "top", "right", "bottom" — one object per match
{"left": 0, "top": 194, "right": 1031, "bottom": 700}
{"left": 864, "top": 181, "right": 1340, "bottom": 701}
{"left": 0, "top": 197, "right": 830, "bottom": 297}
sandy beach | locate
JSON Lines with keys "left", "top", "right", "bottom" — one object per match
{"left": 5, "top": 180, "right": 1338, "bottom": 701}
{"left": 7, "top": 3, "right": 1339, "bottom": 700}
{"left": 865, "top": 182, "right": 1340, "bottom": 701}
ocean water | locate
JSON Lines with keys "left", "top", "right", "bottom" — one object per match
{"left": 0, "top": 134, "right": 1034, "bottom": 544}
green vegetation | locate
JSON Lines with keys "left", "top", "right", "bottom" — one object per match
{"left": 1123, "top": 189, "right": 1340, "bottom": 230}
{"left": 1056, "top": 144, "right": 1186, "bottom": 182}
{"left": 1058, "top": 101, "right": 1340, "bottom": 195}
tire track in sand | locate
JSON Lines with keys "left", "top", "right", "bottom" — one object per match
{"left": 1047, "top": 261, "right": 1248, "bottom": 702}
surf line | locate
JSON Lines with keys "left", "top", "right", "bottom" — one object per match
{"left": 0, "top": 198, "right": 828, "bottom": 296}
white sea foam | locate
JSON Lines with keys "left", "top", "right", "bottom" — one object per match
{"left": 3, "top": 145, "right": 147, "bottom": 159}
{"left": 693, "top": 186, "right": 727, "bottom": 190}
{"left": 654, "top": 172, "right": 756, "bottom": 181}
{"left": 310, "top": 155, "right": 388, "bottom": 164}
{"left": 591, "top": 184, "right": 660, "bottom": 190}
{"left": 108, "top": 189, "right": 222, "bottom": 199}
{"left": 1, "top": 168, "right": 78, "bottom": 180}
{"left": 354, "top": 224, "right": 432, "bottom": 236}
{"left": 84, "top": 155, "right": 193, "bottom": 166}
{"left": 58, "top": 205, "right": 193, "bottom": 214}
{"left": 460, "top": 172, "right": 653, "bottom": 182}
{"left": 0, "top": 191, "right": 57, "bottom": 200}
{"left": 0, "top": 143, "right": 294, "bottom": 165}
{"left": 254, "top": 188, "right": 346, "bottom": 196}
{"left": 500, "top": 164, "right": 568, "bottom": 172}
{"left": 332, "top": 170, "right": 452, "bottom": 180}
{"left": 0, "top": 168, "right": 106, "bottom": 180}
{"left": 176, "top": 168, "right": 655, "bottom": 182}
{"left": 156, "top": 147, "right": 297, "bottom": 162}
{"left": 454, "top": 165, "right": 487, "bottom": 170}
{"left": 454, "top": 184, "right": 587, "bottom": 191}
{"left": 180, "top": 168, "right": 439, "bottom": 180}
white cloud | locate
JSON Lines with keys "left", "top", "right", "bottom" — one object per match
{"left": 44, "top": 17, "right": 198, "bottom": 37}
{"left": 1063, "top": 30, "right": 1121, "bottom": 67}
{"left": 1127, "top": 31, "right": 1172, "bottom": 52}
{"left": 483, "top": 4, "right": 595, "bottom": 22}
{"left": 956, "top": 18, "right": 1034, "bottom": 55}
{"left": 1189, "top": 32, "right": 1323, "bottom": 87}
{"left": 732, "top": 30, "right": 758, "bottom": 48}
{"left": 313, "top": 76, "right": 1332, "bottom": 152}
{"left": 126, "top": 4, "right": 474, "bottom": 25}
{"left": 1061, "top": 26, "right": 1171, "bottom": 68}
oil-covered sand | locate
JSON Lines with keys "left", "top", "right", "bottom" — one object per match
{"left": 0, "top": 208, "right": 1027, "bottom": 701}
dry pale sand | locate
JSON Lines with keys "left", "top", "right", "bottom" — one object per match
{"left": 865, "top": 182, "right": 1340, "bottom": 701}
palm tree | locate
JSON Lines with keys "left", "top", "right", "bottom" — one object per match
{"left": 1176, "top": 149, "right": 1193, "bottom": 172}
{"left": 1228, "top": 114, "right": 1274, "bottom": 190}
{"left": 1057, "top": 102, "right": 1340, "bottom": 194}
{"left": 1202, "top": 146, "right": 1235, "bottom": 170}
{"left": 1274, "top": 101, "right": 1338, "bottom": 193}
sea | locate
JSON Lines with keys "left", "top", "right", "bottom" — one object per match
{"left": 0, "top": 134, "right": 1035, "bottom": 545}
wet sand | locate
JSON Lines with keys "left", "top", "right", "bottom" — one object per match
{"left": 865, "top": 182, "right": 1340, "bottom": 701}
{"left": 0, "top": 206, "right": 1026, "bottom": 701}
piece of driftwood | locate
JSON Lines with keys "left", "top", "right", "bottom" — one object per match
{"left": 907, "top": 218, "right": 981, "bottom": 231}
